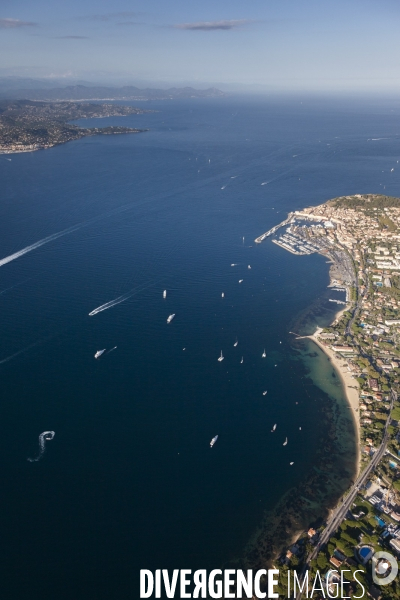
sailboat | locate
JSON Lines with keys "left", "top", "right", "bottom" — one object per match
{"left": 233, "top": 338, "right": 238, "bottom": 347}
{"left": 163, "top": 290, "right": 167, "bottom": 299}
{"left": 262, "top": 349, "right": 266, "bottom": 358}
{"left": 218, "top": 351, "right": 224, "bottom": 362}
{"left": 240, "top": 357, "right": 244, "bottom": 364}
{"left": 283, "top": 438, "right": 288, "bottom": 446}
{"left": 271, "top": 424, "right": 277, "bottom": 432}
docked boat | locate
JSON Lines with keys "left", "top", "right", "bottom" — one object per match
{"left": 94, "top": 349, "right": 106, "bottom": 359}
{"left": 218, "top": 351, "right": 224, "bottom": 362}
{"left": 167, "top": 314, "right": 175, "bottom": 324}
{"left": 210, "top": 435, "right": 218, "bottom": 448}
{"left": 163, "top": 290, "right": 167, "bottom": 299}
{"left": 262, "top": 349, "right": 266, "bottom": 358}
{"left": 283, "top": 437, "right": 288, "bottom": 446}
{"left": 233, "top": 338, "right": 238, "bottom": 347}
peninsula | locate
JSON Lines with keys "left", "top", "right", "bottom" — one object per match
{"left": 0, "top": 99, "right": 150, "bottom": 154}
{"left": 256, "top": 194, "right": 400, "bottom": 598}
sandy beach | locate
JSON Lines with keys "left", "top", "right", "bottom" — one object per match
{"left": 306, "top": 326, "right": 360, "bottom": 471}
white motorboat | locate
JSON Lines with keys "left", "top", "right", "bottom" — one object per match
{"left": 262, "top": 349, "right": 266, "bottom": 358}
{"left": 167, "top": 314, "right": 175, "bottom": 324}
{"left": 94, "top": 349, "right": 106, "bottom": 359}
{"left": 262, "top": 390, "right": 268, "bottom": 396}
{"left": 283, "top": 437, "right": 288, "bottom": 446}
{"left": 163, "top": 290, "right": 167, "bottom": 298}
{"left": 210, "top": 435, "right": 218, "bottom": 448}
{"left": 233, "top": 338, "right": 238, "bottom": 347}
{"left": 218, "top": 351, "right": 224, "bottom": 362}
{"left": 240, "top": 357, "right": 243, "bottom": 364}
{"left": 271, "top": 424, "right": 277, "bottom": 432}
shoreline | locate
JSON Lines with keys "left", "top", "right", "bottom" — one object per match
{"left": 305, "top": 325, "right": 360, "bottom": 474}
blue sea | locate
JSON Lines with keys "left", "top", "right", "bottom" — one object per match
{"left": 1, "top": 95, "right": 400, "bottom": 599}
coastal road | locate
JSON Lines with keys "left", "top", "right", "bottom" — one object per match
{"left": 295, "top": 390, "right": 395, "bottom": 599}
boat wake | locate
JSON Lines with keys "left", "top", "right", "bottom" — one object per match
{"left": 89, "top": 280, "right": 160, "bottom": 316}
{"left": 0, "top": 339, "right": 44, "bottom": 365}
{"left": 27, "top": 431, "right": 55, "bottom": 462}
{"left": 0, "top": 221, "right": 90, "bottom": 268}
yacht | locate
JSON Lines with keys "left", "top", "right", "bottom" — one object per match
{"left": 218, "top": 351, "right": 224, "bottom": 362}
{"left": 283, "top": 437, "right": 288, "bottom": 446}
{"left": 271, "top": 424, "right": 277, "bottom": 432}
{"left": 262, "top": 349, "right": 266, "bottom": 358}
{"left": 163, "top": 290, "right": 167, "bottom": 299}
{"left": 94, "top": 349, "right": 106, "bottom": 359}
{"left": 167, "top": 314, "right": 175, "bottom": 324}
{"left": 210, "top": 435, "right": 218, "bottom": 448}
{"left": 233, "top": 338, "right": 238, "bottom": 347}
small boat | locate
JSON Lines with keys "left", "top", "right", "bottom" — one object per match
{"left": 210, "top": 435, "right": 218, "bottom": 448}
{"left": 271, "top": 424, "right": 277, "bottom": 432}
{"left": 248, "top": 265, "right": 251, "bottom": 269}
{"left": 299, "top": 427, "right": 302, "bottom": 430}
{"left": 221, "top": 292, "right": 225, "bottom": 298}
{"left": 240, "top": 357, "right": 243, "bottom": 364}
{"left": 233, "top": 338, "right": 238, "bottom": 347}
{"left": 231, "top": 263, "right": 237, "bottom": 267}
{"left": 94, "top": 349, "right": 106, "bottom": 359}
{"left": 262, "top": 390, "right": 268, "bottom": 396}
{"left": 283, "top": 437, "right": 288, "bottom": 446}
{"left": 167, "top": 314, "right": 175, "bottom": 324}
{"left": 262, "top": 349, "right": 266, "bottom": 358}
{"left": 290, "top": 462, "right": 294, "bottom": 466}
{"left": 163, "top": 290, "right": 167, "bottom": 299}
{"left": 218, "top": 351, "right": 224, "bottom": 362}
{"left": 238, "top": 279, "right": 243, "bottom": 283}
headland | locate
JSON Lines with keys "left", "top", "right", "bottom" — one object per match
{"left": 0, "top": 99, "right": 150, "bottom": 154}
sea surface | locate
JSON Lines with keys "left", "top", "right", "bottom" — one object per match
{"left": 1, "top": 95, "right": 400, "bottom": 599}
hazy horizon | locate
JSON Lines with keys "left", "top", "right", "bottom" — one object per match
{"left": 1, "top": 0, "right": 400, "bottom": 94}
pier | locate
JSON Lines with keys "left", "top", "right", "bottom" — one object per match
{"left": 254, "top": 214, "right": 293, "bottom": 243}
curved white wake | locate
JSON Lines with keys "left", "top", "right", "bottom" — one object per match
{"left": 27, "top": 431, "right": 55, "bottom": 462}
{"left": 88, "top": 280, "right": 161, "bottom": 316}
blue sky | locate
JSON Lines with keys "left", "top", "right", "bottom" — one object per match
{"left": 1, "top": 0, "right": 400, "bottom": 91}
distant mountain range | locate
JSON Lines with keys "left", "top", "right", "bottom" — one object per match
{"left": 0, "top": 82, "right": 225, "bottom": 101}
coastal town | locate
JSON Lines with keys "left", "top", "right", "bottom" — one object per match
{"left": 0, "top": 99, "right": 149, "bottom": 153}
{"left": 257, "top": 194, "right": 400, "bottom": 599}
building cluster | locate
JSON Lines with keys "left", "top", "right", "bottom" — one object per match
{"left": 269, "top": 195, "right": 400, "bottom": 599}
